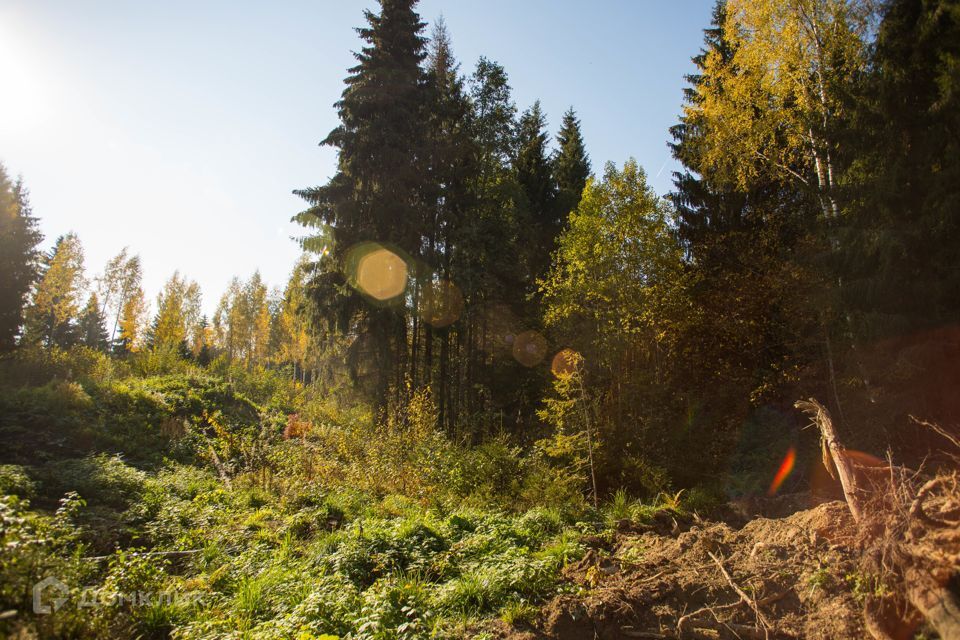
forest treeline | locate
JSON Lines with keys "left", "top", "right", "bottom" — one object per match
{"left": 0, "top": 192, "right": 319, "bottom": 375}
{"left": 2, "top": 0, "right": 958, "bottom": 499}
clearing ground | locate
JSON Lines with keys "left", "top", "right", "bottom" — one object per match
{"left": 491, "top": 497, "right": 873, "bottom": 639}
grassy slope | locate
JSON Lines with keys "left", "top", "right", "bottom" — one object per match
{"left": 1, "top": 347, "right": 637, "bottom": 639}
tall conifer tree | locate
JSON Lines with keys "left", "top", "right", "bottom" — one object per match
{"left": 515, "top": 101, "right": 556, "bottom": 226}
{"left": 296, "top": 0, "right": 430, "bottom": 410}
{"left": 78, "top": 293, "right": 110, "bottom": 351}
{"left": 668, "top": 0, "right": 752, "bottom": 254}
{"left": 842, "top": 0, "right": 960, "bottom": 337}
{"left": 0, "top": 166, "right": 43, "bottom": 350}
{"left": 515, "top": 101, "right": 557, "bottom": 281}
{"left": 553, "top": 107, "right": 591, "bottom": 220}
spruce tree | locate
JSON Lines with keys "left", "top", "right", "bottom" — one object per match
{"left": 462, "top": 57, "right": 540, "bottom": 431}
{"left": 553, "top": 107, "right": 591, "bottom": 219}
{"left": 419, "top": 19, "right": 477, "bottom": 420}
{"left": 0, "top": 166, "right": 43, "bottom": 351}
{"left": 295, "top": 0, "right": 431, "bottom": 409}
{"left": 515, "top": 101, "right": 556, "bottom": 227}
{"left": 842, "top": 0, "right": 960, "bottom": 337}
{"left": 424, "top": 17, "right": 475, "bottom": 279}
{"left": 468, "top": 57, "right": 522, "bottom": 292}
{"left": 78, "top": 293, "right": 110, "bottom": 351}
{"left": 667, "top": 0, "right": 752, "bottom": 254}
{"left": 515, "top": 101, "right": 558, "bottom": 281}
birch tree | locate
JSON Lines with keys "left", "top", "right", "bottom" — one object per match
{"left": 117, "top": 286, "right": 148, "bottom": 353}
{"left": 152, "top": 272, "right": 201, "bottom": 351}
{"left": 97, "top": 250, "right": 143, "bottom": 345}
{"left": 24, "top": 233, "right": 87, "bottom": 347}
{"left": 694, "top": 0, "right": 873, "bottom": 218}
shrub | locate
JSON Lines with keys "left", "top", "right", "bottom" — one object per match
{"left": 535, "top": 530, "right": 585, "bottom": 571}
{"left": 242, "top": 574, "right": 359, "bottom": 638}
{"left": 515, "top": 507, "right": 564, "bottom": 543}
{"left": 129, "top": 347, "right": 202, "bottom": 378}
{"left": 327, "top": 520, "right": 448, "bottom": 588}
{"left": 0, "top": 464, "right": 36, "bottom": 498}
{"left": 285, "top": 483, "right": 329, "bottom": 511}
{"left": 0, "top": 493, "right": 89, "bottom": 638}
{"left": 0, "top": 380, "right": 98, "bottom": 463}
{"left": 151, "top": 464, "right": 220, "bottom": 501}
{"left": 284, "top": 509, "right": 324, "bottom": 539}
{"left": 0, "top": 345, "right": 125, "bottom": 388}
{"left": 518, "top": 458, "right": 589, "bottom": 514}
{"left": 37, "top": 454, "right": 146, "bottom": 510}
{"left": 682, "top": 485, "right": 727, "bottom": 515}
{"left": 444, "top": 438, "right": 524, "bottom": 505}
{"left": 353, "top": 574, "right": 436, "bottom": 639}
{"left": 82, "top": 550, "right": 175, "bottom": 638}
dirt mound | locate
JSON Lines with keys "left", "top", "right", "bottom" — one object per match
{"left": 492, "top": 500, "right": 867, "bottom": 639}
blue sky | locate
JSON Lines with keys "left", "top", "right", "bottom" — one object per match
{"left": 0, "top": 0, "right": 715, "bottom": 313}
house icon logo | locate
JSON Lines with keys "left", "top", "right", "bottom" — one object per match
{"left": 33, "top": 577, "right": 69, "bottom": 614}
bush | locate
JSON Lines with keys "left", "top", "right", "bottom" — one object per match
{"left": 682, "top": 485, "right": 727, "bottom": 515}
{"left": 515, "top": 507, "right": 564, "bottom": 542}
{"left": 0, "top": 345, "right": 125, "bottom": 388}
{"left": 442, "top": 438, "right": 524, "bottom": 504}
{"left": 353, "top": 574, "right": 436, "bottom": 639}
{"left": 0, "top": 493, "right": 90, "bottom": 639}
{"left": 0, "top": 464, "right": 36, "bottom": 498}
{"left": 0, "top": 380, "right": 98, "bottom": 464}
{"left": 518, "top": 458, "right": 588, "bottom": 514}
{"left": 327, "top": 520, "right": 448, "bottom": 588}
{"left": 151, "top": 464, "right": 220, "bottom": 501}
{"left": 37, "top": 454, "right": 146, "bottom": 510}
{"left": 129, "top": 347, "right": 203, "bottom": 378}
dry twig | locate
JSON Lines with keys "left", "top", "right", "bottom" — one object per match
{"left": 708, "top": 551, "right": 771, "bottom": 637}
{"left": 909, "top": 415, "right": 960, "bottom": 452}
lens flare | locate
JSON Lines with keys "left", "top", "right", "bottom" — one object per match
{"left": 346, "top": 243, "right": 408, "bottom": 302}
{"left": 768, "top": 446, "right": 796, "bottom": 496}
{"left": 419, "top": 278, "right": 463, "bottom": 328}
{"left": 512, "top": 330, "right": 548, "bottom": 367}
{"left": 551, "top": 348, "right": 581, "bottom": 376}
{"left": 811, "top": 448, "right": 888, "bottom": 500}
{"left": 843, "top": 449, "right": 886, "bottom": 469}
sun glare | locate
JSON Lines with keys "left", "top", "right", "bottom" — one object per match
{"left": 0, "top": 14, "right": 54, "bottom": 134}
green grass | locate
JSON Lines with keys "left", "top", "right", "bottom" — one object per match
{"left": 1, "top": 462, "right": 589, "bottom": 638}
{"left": 0, "top": 351, "right": 598, "bottom": 639}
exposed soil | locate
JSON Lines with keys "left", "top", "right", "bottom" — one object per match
{"left": 492, "top": 497, "right": 869, "bottom": 639}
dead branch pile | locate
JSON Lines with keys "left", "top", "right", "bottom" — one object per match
{"left": 796, "top": 398, "right": 960, "bottom": 640}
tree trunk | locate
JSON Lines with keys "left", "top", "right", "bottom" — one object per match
{"left": 795, "top": 398, "right": 862, "bottom": 520}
